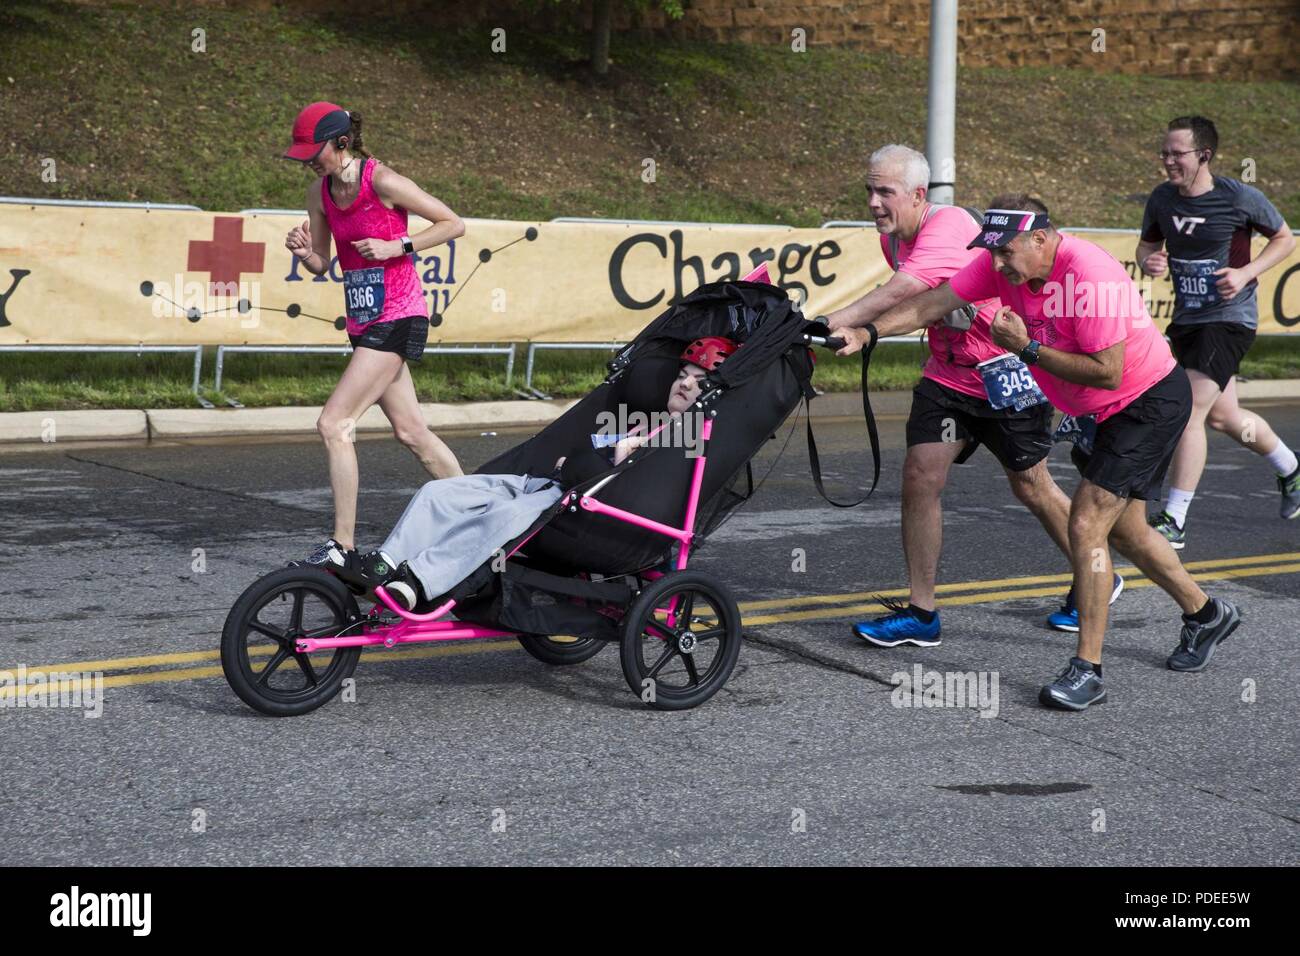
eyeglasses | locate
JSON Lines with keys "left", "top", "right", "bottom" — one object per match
{"left": 1158, "top": 149, "right": 1201, "bottom": 161}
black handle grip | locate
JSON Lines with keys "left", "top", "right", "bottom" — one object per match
{"left": 803, "top": 334, "right": 846, "bottom": 350}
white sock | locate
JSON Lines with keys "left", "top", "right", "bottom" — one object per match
{"left": 1264, "top": 442, "right": 1299, "bottom": 478}
{"left": 1164, "top": 488, "right": 1195, "bottom": 527}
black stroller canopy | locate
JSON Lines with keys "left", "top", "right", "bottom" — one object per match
{"left": 608, "top": 280, "right": 812, "bottom": 393}
{"left": 475, "top": 278, "right": 821, "bottom": 575}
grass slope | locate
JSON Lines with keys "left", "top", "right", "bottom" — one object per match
{"left": 1, "top": 2, "right": 1297, "bottom": 411}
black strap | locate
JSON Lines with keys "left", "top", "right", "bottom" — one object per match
{"left": 806, "top": 328, "right": 880, "bottom": 508}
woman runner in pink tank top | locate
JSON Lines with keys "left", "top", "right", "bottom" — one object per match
{"left": 283, "top": 101, "right": 465, "bottom": 573}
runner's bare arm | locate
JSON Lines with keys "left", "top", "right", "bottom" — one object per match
{"left": 285, "top": 183, "right": 333, "bottom": 276}
{"left": 991, "top": 306, "right": 1125, "bottom": 390}
{"left": 1136, "top": 238, "right": 1167, "bottom": 277}
{"left": 823, "top": 271, "right": 927, "bottom": 332}
{"left": 372, "top": 166, "right": 466, "bottom": 253}
{"left": 835, "top": 282, "right": 967, "bottom": 356}
{"left": 1036, "top": 340, "right": 1125, "bottom": 390}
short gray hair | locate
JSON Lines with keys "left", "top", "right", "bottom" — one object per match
{"left": 868, "top": 144, "right": 930, "bottom": 194}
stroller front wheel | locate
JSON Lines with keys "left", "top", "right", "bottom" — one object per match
{"left": 619, "top": 570, "right": 742, "bottom": 710}
{"left": 221, "top": 566, "right": 364, "bottom": 717}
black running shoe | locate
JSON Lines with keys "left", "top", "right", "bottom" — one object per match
{"left": 360, "top": 549, "right": 398, "bottom": 585}
{"left": 1279, "top": 466, "right": 1300, "bottom": 520}
{"left": 381, "top": 561, "right": 424, "bottom": 611}
{"left": 1167, "top": 598, "right": 1241, "bottom": 672}
{"left": 1038, "top": 657, "right": 1106, "bottom": 711}
{"left": 305, "top": 538, "right": 347, "bottom": 567}
{"left": 305, "top": 539, "right": 371, "bottom": 593}
{"left": 1148, "top": 511, "right": 1186, "bottom": 550}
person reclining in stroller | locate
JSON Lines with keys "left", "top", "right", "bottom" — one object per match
{"left": 317, "top": 336, "right": 740, "bottom": 611}
{"left": 221, "top": 275, "right": 859, "bottom": 715}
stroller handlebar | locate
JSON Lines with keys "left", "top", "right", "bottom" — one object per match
{"left": 802, "top": 333, "right": 846, "bottom": 350}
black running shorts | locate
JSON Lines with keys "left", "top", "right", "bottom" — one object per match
{"left": 1167, "top": 321, "right": 1254, "bottom": 391}
{"left": 348, "top": 315, "right": 429, "bottom": 362}
{"left": 905, "top": 376, "right": 1054, "bottom": 472}
{"left": 1077, "top": 366, "right": 1192, "bottom": 500}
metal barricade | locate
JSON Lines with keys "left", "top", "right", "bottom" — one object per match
{"left": 213, "top": 344, "right": 516, "bottom": 406}
{"left": 0, "top": 345, "right": 207, "bottom": 405}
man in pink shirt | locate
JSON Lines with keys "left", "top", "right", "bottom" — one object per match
{"left": 825, "top": 147, "right": 1117, "bottom": 648}
{"left": 838, "top": 194, "right": 1241, "bottom": 710}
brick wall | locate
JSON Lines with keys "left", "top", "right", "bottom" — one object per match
{"left": 645, "top": 0, "right": 1300, "bottom": 80}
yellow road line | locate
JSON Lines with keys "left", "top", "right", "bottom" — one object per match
{"left": 4, "top": 554, "right": 1297, "bottom": 685}
{"left": 0, "top": 640, "right": 519, "bottom": 700}
{"left": 736, "top": 550, "right": 1300, "bottom": 612}
{"left": 744, "top": 562, "right": 1300, "bottom": 626}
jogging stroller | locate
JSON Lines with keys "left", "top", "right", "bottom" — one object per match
{"left": 220, "top": 276, "right": 864, "bottom": 715}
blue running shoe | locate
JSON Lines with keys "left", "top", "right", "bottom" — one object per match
{"left": 1046, "top": 573, "right": 1124, "bottom": 633}
{"left": 852, "top": 598, "right": 941, "bottom": 647}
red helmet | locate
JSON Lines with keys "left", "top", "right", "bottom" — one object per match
{"left": 680, "top": 336, "right": 738, "bottom": 371}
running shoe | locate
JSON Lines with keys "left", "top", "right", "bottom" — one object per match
{"left": 380, "top": 561, "right": 424, "bottom": 611}
{"left": 852, "top": 598, "right": 941, "bottom": 647}
{"left": 1279, "top": 466, "right": 1300, "bottom": 520}
{"left": 1167, "top": 598, "right": 1241, "bottom": 672}
{"left": 1046, "top": 573, "right": 1125, "bottom": 633}
{"left": 1148, "top": 510, "right": 1186, "bottom": 550}
{"left": 304, "top": 539, "right": 370, "bottom": 593}
{"left": 304, "top": 538, "right": 348, "bottom": 567}
{"left": 1038, "top": 657, "right": 1106, "bottom": 711}
{"left": 360, "top": 549, "right": 399, "bottom": 584}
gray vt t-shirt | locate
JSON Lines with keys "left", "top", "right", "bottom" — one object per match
{"left": 1141, "top": 176, "right": 1287, "bottom": 329}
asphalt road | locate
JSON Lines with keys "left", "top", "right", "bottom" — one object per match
{"left": 2, "top": 398, "right": 1298, "bottom": 865}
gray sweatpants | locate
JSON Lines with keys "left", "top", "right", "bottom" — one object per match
{"left": 381, "top": 474, "right": 563, "bottom": 601}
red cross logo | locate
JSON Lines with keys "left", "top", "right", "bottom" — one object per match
{"left": 188, "top": 216, "right": 265, "bottom": 294}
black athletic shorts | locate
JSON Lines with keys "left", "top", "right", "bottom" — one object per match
{"left": 1076, "top": 365, "right": 1192, "bottom": 500}
{"left": 348, "top": 315, "right": 429, "bottom": 362}
{"left": 1167, "top": 321, "right": 1254, "bottom": 391}
{"left": 906, "top": 376, "right": 1054, "bottom": 472}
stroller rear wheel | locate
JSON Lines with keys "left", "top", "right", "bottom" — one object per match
{"left": 221, "top": 566, "right": 363, "bottom": 717}
{"left": 516, "top": 633, "right": 606, "bottom": 665}
{"left": 620, "top": 570, "right": 742, "bottom": 710}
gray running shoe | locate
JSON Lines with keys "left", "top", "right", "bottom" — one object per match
{"left": 1167, "top": 598, "right": 1241, "bottom": 672}
{"left": 1039, "top": 657, "right": 1106, "bottom": 711}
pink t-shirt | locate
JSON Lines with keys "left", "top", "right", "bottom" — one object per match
{"left": 881, "top": 205, "right": 1004, "bottom": 398}
{"left": 948, "top": 233, "right": 1176, "bottom": 422}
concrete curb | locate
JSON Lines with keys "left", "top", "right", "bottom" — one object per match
{"left": 0, "top": 409, "right": 149, "bottom": 444}
{"left": 1, "top": 380, "right": 1295, "bottom": 444}
{"left": 1233, "top": 379, "right": 1300, "bottom": 401}
{"left": 146, "top": 399, "right": 580, "bottom": 440}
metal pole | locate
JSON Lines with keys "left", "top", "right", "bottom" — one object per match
{"left": 925, "top": 0, "right": 958, "bottom": 206}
